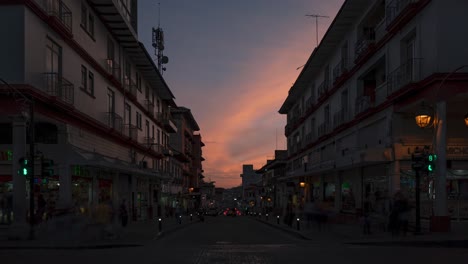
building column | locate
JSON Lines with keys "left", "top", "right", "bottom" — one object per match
{"left": 58, "top": 164, "right": 72, "bottom": 209}
{"left": 335, "top": 172, "right": 342, "bottom": 212}
{"left": 432, "top": 101, "right": 450, "bottom": 231}
{"left": 389, "top": 160, "right": 401, "bottom": 196}
{"left": 9, "top": 117, "right": 28, "bottom": 238}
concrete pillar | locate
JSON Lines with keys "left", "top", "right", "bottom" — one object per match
{"left": 335, "top": 172, "right": 342, "bottom": 212}
{"left": 432, "top": 101, "right": 450, "bottom": 231}
{"left": 58, "top": 164, "right": 72, "bottom": 209}
{"left": 10, "top": 117, "right": 28, "bottom": 237}
{"left": 389, "top": 160, "right": 401, "bottom": 195}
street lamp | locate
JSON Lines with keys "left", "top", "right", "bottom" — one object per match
{"left": 415, "top": 103, "right": 433, "bottom": 129}
{"left": 299, "top": 182, "right": 306, "bottom": 188}
{"left": 464, "top": 113, "right": 468, "bottom": 127}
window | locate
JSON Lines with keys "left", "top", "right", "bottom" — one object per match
{"left": 88, "top": 71, "right": 94, "bottom": 95}
{"left": 136, "top": 72, "right": 142, "bottom": 92}
{"left": 81, "top": 2, "right": 94, "bottom": 38}
{"left": 46, "top": 38, "right": 62, "bottom": 74}
{"left": 136, "top": 112, "right": 142, "bottom": 129}
{"left": 145, "top": 120, "right": 150, "bottom": 138}
{"left": 124, "top": 103, "right": 131, "bottom": 124}
{"left": 145, "top": 85, "right": 149, "bottom": 99}
{"left": 107, "top": 88, "right": 115, "bottom": 114}
{"left": 0, "top": 123, "right": 12, "bottom": 144}
{"left": 152, "top": 125, "right": 155, "bottom": 139}
{"left": 157, "top": 129, "right": 160, "bottom": 144}
{"left": 81, "top": 65, "right": 87, "bottom": 90}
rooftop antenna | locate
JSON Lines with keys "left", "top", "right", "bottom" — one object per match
{"left": 152, "top": 2, "right": 169, "bottom": 75}
{"left": 305, "top": 14, "right": 329, "bottom": 48}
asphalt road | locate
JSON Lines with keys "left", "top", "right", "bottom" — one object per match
{"left": 1, "top": 216, "right": 468, "bottom": 264}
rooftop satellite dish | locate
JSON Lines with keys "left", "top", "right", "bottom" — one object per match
{"left": 162, "top": 56, "right": 169, "bottom": 64}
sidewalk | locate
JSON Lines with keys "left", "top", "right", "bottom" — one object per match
{"left": 0, "top": 215, "right": 199, "bottom": 249}
{"left": 251, "top": 214, "right": 468, "bottom": 246}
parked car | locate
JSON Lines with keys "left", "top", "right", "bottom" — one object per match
{"left": 223, "top": 208, "right": 241, "bottom": 217}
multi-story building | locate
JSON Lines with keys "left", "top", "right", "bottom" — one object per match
{"left": 169, "top": 106, "right": 202, "bottom": 210}
{"left": 256, "top": 150, "right": 287, "bottom": 215}
{"left": 240, "top": 164, "right": 261, "bottom": 201}
{"left": 279, "top": 0, "right": 468, "bottom": 230}
{"left": 0, "top": 0, "right": 180, "bottom": 235}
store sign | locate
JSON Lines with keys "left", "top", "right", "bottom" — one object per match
{"left": 447, "top": 146, "right": 468, "bottom": 156}
{"left": 0, "top": 150, "right": 13, "bottom": 161}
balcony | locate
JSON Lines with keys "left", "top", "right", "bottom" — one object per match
{"left": 124, "top": 77, "right": 137, "bottom": 98}
{"left": 38, "top": 0, "right": 72, "bottom": 34}
{"left": 333, "top": 108, "right": 349, "bottom": 128}
{"left": 106, "top": 59, "right": 121, "bottom": 83}
{"left": 332, "top": 59, "right": 349, "bottom": 83}
{"left": 355, "top": 30, "right": 375, "bottom": 61}
{"left": 386, "top": 0, "right": 419, "bottom": 28}
{"left": 355, "top": 96, "right": 372, "bottom": 115}
{"left": 387, "top": 58, "right": 422, "bottom": 95}
{"left": 157, "top": 112, "right": 177, "bottom": 133}
{"left": 104, "top": 112, "right": 123, "bottom": 133}
{"left": 305, "top": 96, "right": 315, "bottom": 112}
{"left": 318, "top": 121, "right": 331, "bottom": 137}
{"left": 317, "top": 80, "right": 329, "bottom": 99}
{"left": 123, "top": 124, "right": 138, "bottom": 141}
{"left": 304, "top": 132, "right": 316, "bottom": 146}
{"left": 375, "top": 82, "right": 388, "bottom": 106}
{"left": 43, "top": 72, "right": 74, "bottom": 105}
{"left": 145, "top": 100, "right": 155, "bottom": 117}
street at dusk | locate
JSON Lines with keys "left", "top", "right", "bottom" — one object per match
{"left": 1, "top": 0, "right": 468, "bottom": 263}
{"left": 2, "top": 216, "right": 468, "bottom": 264}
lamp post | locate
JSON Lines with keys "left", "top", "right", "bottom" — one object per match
{"left": 415, "top": 65, "right": 468, "bottom": 232}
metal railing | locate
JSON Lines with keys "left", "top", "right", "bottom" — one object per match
{"left": 355, "top": 30, "right": 375, "bottom": 60}
{"left": 332, "top": 58, "right": 349, "bottom": 83}
{"left": 375, "top": 82, "right": 388, "bottom": 106}
{"left": 317, "top": 121, "right": 331, "bottom": 137}
{"left": 305, "top": 95, "right": 315, "bottom": 112}
{"left": 317, "top": 80, "right": 329, "bottom": 99}
{"left": 305, "top": 132, "right": 316, "bottom": 146}
{"left": 124, "top": 77, "right": 137, "bottom": 98}
{"left": 333, "top": 108, "right": 349, "bottom": 128}
{"left": 105, "top": 112, "right": 123, "bottom": 133}
{"left": 387, "top": 58, "right": 422, "bottom": 95}
{"left": 46, "top": 0, "right": 73, "bottom": 33}
{"left": 43, "top": 72, "right": 74, "bottom": 105}
{"left": 123, "top": 124, "right": 138, "bottom": 141}
{"left": 145, "top": 99, "right": 155, "bottom": 117}
{"left": 386, "top": 0, "right": 419, "bottom": 27}
{"left": 106, "top": 59, "right": 121, "bottom": 82}
{"left": 355, "top": 96, "right": 372, "bottom": 115}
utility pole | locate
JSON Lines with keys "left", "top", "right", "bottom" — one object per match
{"left": 305, "top": 14, "right": 329, "bottom": 47}
{"left": 28, "top": 99, "right": 35, "bottom": 240}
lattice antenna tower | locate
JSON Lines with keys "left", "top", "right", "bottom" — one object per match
{"left": 152, "top": 2, "right": 169, "bottom": 75}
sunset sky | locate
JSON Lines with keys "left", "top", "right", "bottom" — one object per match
{"left": 138, "top": 0, "right": 344, "bottom": 188}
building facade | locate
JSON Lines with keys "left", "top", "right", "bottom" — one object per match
{"left": 0, "top": 0, "right": 187, "bottom": 236}
{"left": 279, "top": 0, "right": 468, "bottom": 229}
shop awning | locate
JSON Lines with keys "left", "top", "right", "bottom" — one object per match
{"left": 68, "top": 146, "right": 163, "bottom": 179}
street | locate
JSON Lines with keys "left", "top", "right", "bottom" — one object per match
{"left": 1, "top": 216, "right": 468, "bottom": 264}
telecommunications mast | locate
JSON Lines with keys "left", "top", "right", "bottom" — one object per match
{"left": 152, "top": 3, "right": 169, "bottom": 74}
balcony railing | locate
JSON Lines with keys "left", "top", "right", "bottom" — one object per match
{"left": 124, "top": 77, "right": 137, "bottom": 98}
{"left": 318, "top": 121, "right": 331, "bottom": 137}
{"left": 333, "top": 108, "right": 349, "bottom": 128}
{"left": 317, "top": 80, "right": 329, "bottom": 99}
{"left": 375, "top": 82, "right": 388, "bottom": 106}
{"left": 355, "top": 31, "right": 375, "bottom": 60}
{"left": 105, "top": 112, "right": 123, "bottom": 133}
{"left": 43, "top": 72, "right": 74, "bottom": 105}
{"left": 145, "top": 100, "right": 155, "bottom": 117}
{"left": 355, "top": 96, "right": 372, "bottom": 115}
{"left": 305, "top": 96, "right": 315, "bottom": 112}
{"left": 305, "top": 132, "right": 316, "bottom": 146}
{"left": 46, "top": 0, "right": 73, "bottom": 33}
{"left": 123, "top": 124, "right": 138, "bottom": 141}
{"left": 387, "top": 58, "right": 422, "bottom": 95}
{"left": 157, "top": 112, "right": 177, "bottom": 133}
{"left": 106, "top": 59, "right": 121, "bottom": 82}
{"left": 332, "top": 59, "right": 349, "bottom": 83}
{"left": 386, "top": 0, "right": 419, "bottom": 27}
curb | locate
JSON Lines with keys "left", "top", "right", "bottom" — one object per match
{"left": 250, "top": 217, "right": 311, "bottom": 241}
{"left": 153, "top": 219, "right": 200, "bottom": 241}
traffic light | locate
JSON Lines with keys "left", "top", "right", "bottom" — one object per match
{"left": 18, "top": 157, "right": 30, "bottom": 177}
{"left": 425, "top": 153, "right": 437, "bottom": 172}
{"left": 42, "top": 159, "right": 54, "bottom": 177}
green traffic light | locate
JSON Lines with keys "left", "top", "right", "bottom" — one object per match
{"left": 428, "top": 155, "right": 433, "bottom": 162}
{"left": 428, "top": 164, "right": 433, "bottom": 172}
{"left": 22, "top": 168, "right": 28, "bottom": 176}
